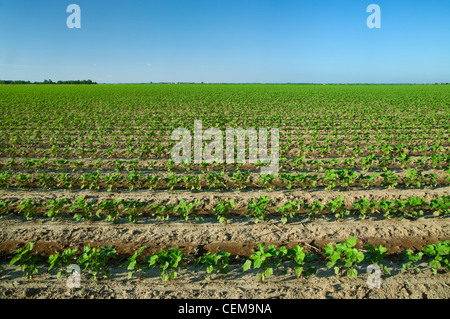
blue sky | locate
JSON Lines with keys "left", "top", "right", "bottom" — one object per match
{"left": 0, "top": 0, "right": 449, "bottom": 83}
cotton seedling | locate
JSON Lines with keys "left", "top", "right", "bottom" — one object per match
{"left": 353, "top": 198, "right": 377, "bottom": 220}
{"left": 70, "top": 196, "right": 97, "bottom": 221}
{"left": 45, "top": 198, "right": 71, "bottom": 221}
{"left": 79, "top": 170, "right": 101, "bottom": 190}
{"left": 430, "top": 197, "right": 450, "bottom": 216}
{"left": 402, "top": 250, "right": 424, "bottom": 273}
{"left": 147, "top": 246, "right": 185, "bottom": 282}
{"left": 206, "top": 170, "right": 227, "bottom": 190}
{"left": 10, "top": 242, "right": 42, "bottom": 279}
{"left": 380, "top": 171, "right": 399, "bottom": 189}
{"left": 48, "top": 248, "right": 78, "bottom": 278}
{"left": 194, "top": 251, "right": 231, "bottom": 280}
{"left": 357, "top": 172, "right": 380, "bottom": 188}
{"left": 144, "top": 175, "right": 160, "bottom": 190}
{"left": 328, "top": 195, "right": 349, "bottom": 219}
{"left": 126, "top": 170, "right": 141, "bottom": 191}
{"left": 18, "top": 198, "right": 41, "bottom": 220}
{"left": 228, "top": 170, "right": 250, "bottom": 190}
{"left": 213, "top": 199, "right": 235, "bottom": 224}
{"left": 242, "top": 243, "right": 288, "bottom": 282}
{"left": 258, "top": 173, "right": 277, "bottom": 191}
{"left": 77, "top": 245, "right": 117, "bottom": 280}
{"left": 287, "top": 245, "right": 317, "bottom": 279}
{"left": 422, "top": 240, "right": 449, "bottom": 275}
{"left": 304, "top": 200, "right": 326, "bottom": 220}
{"left": 102, "top": 170, "right": 121, "bottom": 192}
{"left": 337, "top": 169, "right": 358, "bottom": 190}
{"left": 172, "top": 199, "right": 201, "bottom": 221}
{"left": 402, "top": 197, "right": 425, "bottom": 219}
{"left": 0, "top": 199, "right": 11, "bottom": 217}
{"left": 164, "top": 172, "right": 182, "bottom": 191}
{"left": 122, "top": 200, "right": 146, "bottom": 223}
{"left": 280, "top": 172, "right": 297, "bottom": 190}
{"left": 96, "top": 198, "right": 123, "bottom": 223}
{"left": 247, "top": 195, "right": 272, "bottom": 223}
{"left": 121, "top": 246, "right": 148, "bottom": 280}
{"left": 323, "top": 237, "right": 365, "bottom": 278}
{"left": 275, "top": 200, "right": 303, "bottom": 224}
{"left": 364, "top": 244, "right": 390, "bottom": 275}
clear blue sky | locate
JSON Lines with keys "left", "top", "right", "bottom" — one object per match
{"left": 0, "top": 0, "right": 449, "bottom": 83}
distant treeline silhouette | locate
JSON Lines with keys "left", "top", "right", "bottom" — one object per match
{"left": 0, "top": 79, "right": 97, "bottom": 85}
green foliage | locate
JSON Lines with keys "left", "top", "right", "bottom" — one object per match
{"left": 276, "top": 200, "right": 303, "bottom": 224}
{"left": 195, "top": 251, "right": 231, "bottom": 280}
{"left": 402, "top": 250, "right": 424, "bottom": 273}
{"left": 172, "top": 199, "right": 201, "bottom": 221}
{"left": 121, "top": 246, "right": 147, "bottom": 279}
{"left": 77, "top": 245, "right": 117, "bottom": 280}
{"left": 10, "top": 242, "right": 41, "bottom": 279}
{"left": 70, "top": 196, "right": 97, "bottom": 221}
{"left": 328, "top": 195, "right": 349, "bottom": 219}
{"left": 247, "top": 195, "right": 272, "bottom": 223}
{"left": 45, "top": 198, "right": 70, "bottom": 221}
{"left": 287, "top": 245, "right": 317, "bottom": 279}
{"left": 323, "top": 237, "right": 364, "bottom": 278}
{"left": 96, "top": 198, "right": 123, "bottom": 223}
{"left": 147, "top": 246, "right": 185, "bottom": 282}
{"left": 242, "top": 243, "right": 288, "bottom": 282}
{"left": 364, "top": 244, "right": 390, "bottom": 275}
{"left": 422, "top": 240, "right": 449, "bottom": 275}
{"left": 18, "top": 198, "right": 41, "bottom": 220}
{"left": 213, "top": 199, "right": 235, "bottom": 223}
{"left": 48, "top": 248, "right": 78, "bottom": 278}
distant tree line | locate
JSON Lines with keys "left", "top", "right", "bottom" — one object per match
{"left": 0, "top": 79, "right": 97, "bottom": 85}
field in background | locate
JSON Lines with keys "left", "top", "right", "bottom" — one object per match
{"left": 0, "top": 84, "right": 449, "bottom": 298}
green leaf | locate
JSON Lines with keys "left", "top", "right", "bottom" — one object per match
{"left": 242, "top": 260, "right": 252, "bottom": 272}
{"left": 347, "top": 268, "right": 358, "bottom": 278}
{"left": 294, "top": 266, "right": 303, "bottom": 278}
{"left": 264, "top": 267, "right": 273, "bottom": 278}
{"left": 323, "top": 244, "right": 335, "bottom": 256}
{"left": 346, "top": 237, "right": 357, "bottom": 248}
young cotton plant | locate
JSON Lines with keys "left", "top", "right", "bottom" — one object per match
{"left": 287, "top": 245, "right": 317, "bottom": 279}
{"left": 247, "top": 195, "right": 272, "bottom": 223}
{"left": 70, "top": 196, "right": 97, "bottom": 221}
{"left": 48, "top": 248, "right": 78, "bottom": 279}
{"left": 323, "top": 237, "right": 365, "bottom": 278}
{"left": 422, "top": 240, "right": 449, "bottom": 275}
{"left": 45, "top": 198, "right": 71, "bottom": 221}
{"left": 364, "top": 244, "right": 390, "bottom": 275}
{"left": 77, "top": 245, "right": 117, "bottom": 280}
{"left": 194, "top": 251, "right": 231, "bottom": 280}
{"left": 121, "top": 246, "right": 147, "bottom": 280}
{"left": 147, "top": 246, "right": 185, "bottom": 282}
{"left": 213, "top": 199, "right": 235, "bottom": 224}
{"left": 402, "top": 250, "right": 423, "bottom": 273}
{"left": 242, "top": 243, "right": 288, "bottom": 282}
{"left": 275, "top": 200, "right": 303, "bottom": 224}
{"left": 172, "top": 199, "right": 202, "bottom": 221}
{"left": 10, "top": 242, "right": 42, "bottom": 279}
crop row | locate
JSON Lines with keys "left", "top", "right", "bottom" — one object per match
{"left": 1, "top": 153, "right": 449, "bottom": 171}
{"left": 1, "top": 195, "right": 448, "bottom": 223}
{"left": 1, "top": 129, "right": 448, "bottom": 148}
{"left": 0, "top": 168, "right": 448, "bottom": 191}
{"left": 1, "top": 140, "right": 449, "bottom": 159}
{"left": 5, "top": 238, "right": 449, "bottom": 282}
